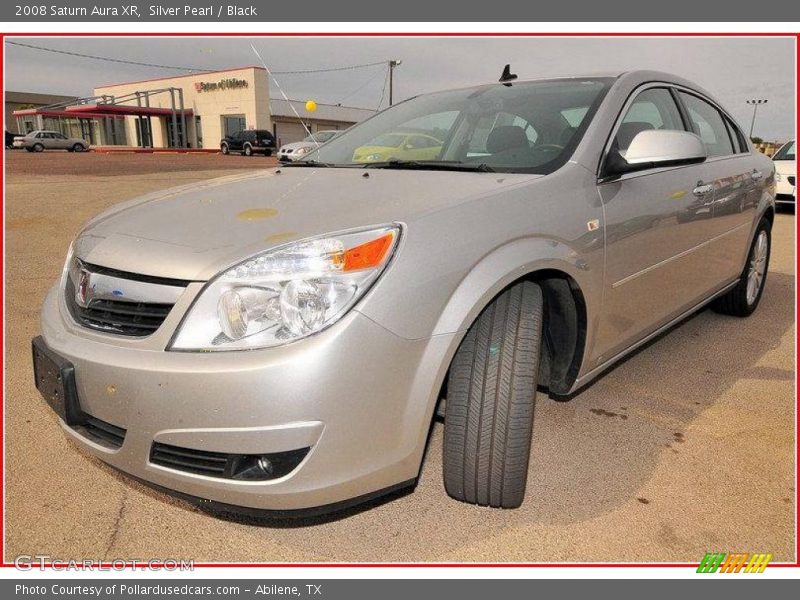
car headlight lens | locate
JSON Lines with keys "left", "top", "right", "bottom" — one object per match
{"left": 366, "top": 153, "right": 384, "bottom": 161}
{"left": 170, "top": 225, "right": 400, "bottom": 351}
{"left": 295, "top": 146, "right": 313, "bottom": 155}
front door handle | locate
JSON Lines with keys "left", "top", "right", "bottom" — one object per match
{"left": 693, "top": 183, "right": 714, "bottom": 196}
{"left": 751, "top": 170, "right": 764, "bottom": 181}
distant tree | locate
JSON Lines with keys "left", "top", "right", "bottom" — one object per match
{"left": 751, "top": 136, "right": 764, "bottom": 145}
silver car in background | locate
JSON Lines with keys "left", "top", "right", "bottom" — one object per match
{"left": 34, "top": 70, "right": 775, "bottom": 517}
{"left": 14, "top": 129, "right": 89, "bottom": 152}
{"left": 278, "top": 129, "right": 341, "bottom": 162}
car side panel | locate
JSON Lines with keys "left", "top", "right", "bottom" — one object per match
{"left": 594, "top": 161, "right": 725, "bottom": 364}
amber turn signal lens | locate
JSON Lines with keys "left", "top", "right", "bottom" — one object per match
{"left": 343, "top": 232, "right": 395, "bottom": 272}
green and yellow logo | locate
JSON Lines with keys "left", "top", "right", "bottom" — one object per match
{"left": 697, "top": 552, "right": 772, "bottom": 573}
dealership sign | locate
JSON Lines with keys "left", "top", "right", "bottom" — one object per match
{"left": 194, "top": 79, "right": 249, "bottom": 93}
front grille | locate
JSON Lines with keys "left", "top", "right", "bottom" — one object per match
{"left": 78, "top": 416, "right": 127, "bottom": 449}
{"left": 65, "top": 274, "right": 174, "bottom": 337}
{"left": 788, "top": 175, "right": 796, "bottom": 186}
{"left": 150, "top": 442, "right": 310, "bottom": 481}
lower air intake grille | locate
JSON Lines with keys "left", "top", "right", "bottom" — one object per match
{"left": 150, "top": 442, "right": 309, "bottom": 481}
{"left": 79, "top": 416, "right": 127, "bottom": 449}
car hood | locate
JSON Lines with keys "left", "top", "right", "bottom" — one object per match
{"left": 76, "top": 167, "right": 540, "bottom": 281}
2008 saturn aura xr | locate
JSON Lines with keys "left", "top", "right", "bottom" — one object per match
{"left": 33, "top": 70, "right": 775, "bottom": 516}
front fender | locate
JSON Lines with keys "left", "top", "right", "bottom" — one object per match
{"left": 430, "top": 236, "right": 599, "bottom": 338}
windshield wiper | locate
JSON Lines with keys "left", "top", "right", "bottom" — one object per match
{"left": 282, "top": 160, "right": 335, "bottom": 168}
{"left": 363, "top": 159, "right": 495, "bottom": 173}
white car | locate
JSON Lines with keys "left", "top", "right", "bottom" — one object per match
{"left": 773, "top": 140, "right": 795, "bottom": 208}
{"left": 278, "top": 130, "right": 341, "bottom": 162}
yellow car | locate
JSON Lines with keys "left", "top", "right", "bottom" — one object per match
{"left": 353, "top": 132, "right": 443, "bottom": 163}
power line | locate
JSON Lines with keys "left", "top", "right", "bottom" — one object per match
{"left": 334, "top": 65, "right": 390, "bottom": 107}
{"left": 6, "top": 40, "right": 208, "bottom": 72}
{"left": 6, "top": 40, "right": 389, "bottom": 76}
{"left": 377, "top": 67, "right": 390, "bottom": 111}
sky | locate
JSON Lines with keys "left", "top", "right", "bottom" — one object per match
{"left": 5, "top": 37, "right": 796, "bottom": 141}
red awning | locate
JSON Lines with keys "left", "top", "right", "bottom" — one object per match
{"left": 65, "top": 104, "right": 193, "bottom": 117}
{"left": 11, "top": 109, "right": 125, "bottom": 120}
{"left": 13, "top": 105, "right": 193, "bottom": 118}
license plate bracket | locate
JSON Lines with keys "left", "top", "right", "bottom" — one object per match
{"left": 31, "top": 336, "right": 87, "bottom": 426}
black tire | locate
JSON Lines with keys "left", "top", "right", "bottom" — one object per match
{"left": 33, "top": 143, "right": 44, "bottom": 153}
{"left": 243, "top": 144, "right": 253, "bottom": 157}
{"left": 443, "top": 281, "right": 543, "bottom": 509}
{"left": 25, "top": 147, "right": 33, "bottom": 152}
{"left": 221, "top": 143, "right": 229, "bottom": 155}
{"left": 71, "top": 143, "right": 84, "bottom": 152}
{"left": 712, "top": 217, "right": 771, "bottom": 317}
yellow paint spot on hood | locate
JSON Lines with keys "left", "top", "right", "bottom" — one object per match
{"left": 669, "top": 190, "right": 687, "bottom": 200}
{"left": 266, "top": 231, "right": 298, "bottom": 244}
{"left": 237, "top": 208, "right": 279, "bottom": 221}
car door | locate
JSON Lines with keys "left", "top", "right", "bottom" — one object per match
{"left": 229, "top": 131, "right": 243, "bottom": 151}
{"left": 676, "top": 90, "right": 757, "bottom": 283}
{"left": 53, "top": 132, "right": 70, "bottom": 149}
{"left": 594, "top": 85, "right": 723, "bottom": 363}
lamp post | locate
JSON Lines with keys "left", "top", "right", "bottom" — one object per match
{"left": 389, "top": 59, "right": 402, "bottom": 106}
{"left": 746, "top": 99, "right": 768, "bottom": 139}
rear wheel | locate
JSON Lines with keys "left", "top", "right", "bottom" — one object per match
{"left": 243, "top": 144, "right": 253, "bottom": 157}
{"left": 443, "top": 281, "right": 543, "bottom": 509}
{"left": 33, "top": 143, "right": 44, "bottom": 153}
{"left": 712, "top": 217, "right": 771, "bottom": 317}
{"left": 220, "top": 143, "right": 229, "bottom": 155}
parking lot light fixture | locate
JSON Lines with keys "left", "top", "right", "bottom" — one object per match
{"left": 746, "top": 98, "right": 768, "bottom": 138}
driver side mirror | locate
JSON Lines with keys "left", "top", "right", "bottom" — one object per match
{"left": 604, "top": 130, "right": 707, "bottom": 178}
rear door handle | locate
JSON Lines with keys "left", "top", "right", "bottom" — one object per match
{"left": 751, "top": 170, "right": 764, "bottom": 181}
{"left": 693, "top": 183, "right": 714, "bottom": 196}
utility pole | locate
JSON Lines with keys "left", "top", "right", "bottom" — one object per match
{"left": 389, "top": 59, "right": 402, "bottom": 106}
{"left": 746, "top": 98, "right": 768, "bottom": 139}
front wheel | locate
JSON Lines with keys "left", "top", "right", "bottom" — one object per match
{"left": 71, "top": 143, "right": 85, "bottom": 152}
{"left": 712, "top": 217, "right": 771, "bottom": 317}
{"left": 243, "top": 144, "right": 253, "bottom": 157}
{"left": 220, "top": 143, "right": 229, "bottom": 155}
{"left": 443, "top": 281, "right": 543, "bottom": 509}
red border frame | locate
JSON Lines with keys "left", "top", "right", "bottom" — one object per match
{"left": 1, "top": 30, "right": 798, "bottom": 571}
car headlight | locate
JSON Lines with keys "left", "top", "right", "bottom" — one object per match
{"left": 366, "top": 153, "right": 384, "bottom": 161}
{"left": 295, "top": 146, "right": 313, "bottom": 155}
{"left": 170, "top": 225, "right": 400, "bottom": 351}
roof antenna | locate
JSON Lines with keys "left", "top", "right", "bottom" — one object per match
{"left": 250, "top": 43, "right": 320, "bottom": 151}
{"left": 499, "top": 64, "right": 517, "bottom": 86}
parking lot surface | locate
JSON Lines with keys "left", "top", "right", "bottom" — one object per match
{"left": 4, "top": 151, "right": 796, "bottom": 563}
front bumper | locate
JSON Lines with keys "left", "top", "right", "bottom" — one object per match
{"left": 39, "top": 284, "right": 453, "bottom": 512}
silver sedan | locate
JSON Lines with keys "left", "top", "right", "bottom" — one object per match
{"left": 33, "top": 70, "right": 774, "bottom": 517}
{"left": 14, "top": 130, "right": 89, "bottom": 152}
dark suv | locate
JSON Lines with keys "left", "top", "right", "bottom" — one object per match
{"left": 220, "top": 129, "right": 276, "bottom": 157}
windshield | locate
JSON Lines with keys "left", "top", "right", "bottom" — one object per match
{"left": 774, "top": 140, "right": 795, "bottom": 161}
{"left": 300, "top": 78, "right": 612, "bottom": 174}
{"left": 304, "top": 131, "right": 338, "bottom": 143}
